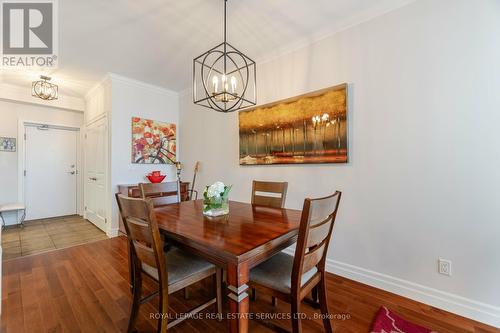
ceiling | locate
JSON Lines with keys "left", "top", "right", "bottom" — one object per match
{"left": 0, "top": 0, "right": 414, "bottom": 98}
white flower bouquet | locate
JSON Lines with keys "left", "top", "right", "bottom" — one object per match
{"left": 203, "top": 181, "right": 232, "bottom": 216}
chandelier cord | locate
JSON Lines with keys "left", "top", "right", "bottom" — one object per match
{"left": 223, "top": 0, "right": 227, "bottom": 76}
{"left": 192, "top": 0, "right": 256, "bottom": 112}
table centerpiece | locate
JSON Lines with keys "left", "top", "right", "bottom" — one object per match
{"left": 203, "top": 181, "right": 232, "bottom": 217}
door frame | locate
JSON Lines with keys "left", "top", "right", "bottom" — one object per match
{"left": 17, "top": 119, "right": 83, "bottom": 217}
{"left": 83, "top": 114, "right": 111, "bottom": 235}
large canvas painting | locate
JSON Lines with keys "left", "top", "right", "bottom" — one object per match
{"left": 131, "top": 117, "right": 176, "bottom": 164}
{"left": 239, "top": 84, "right": 348, "bottom": 165}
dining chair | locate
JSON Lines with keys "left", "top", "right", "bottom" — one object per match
{"left": 133, "top": 181, "right": 181, "bottom": 293}
{"left": 251, "top": 180, "right": 288, "bottom": 208}
{"left": 250, "top": 180, "right": 288, "bottom": 304}
{"left": 115, "top": 194, "right": 222, "bottom": 333}
{"left": 140, "top": 181, "right": 196, "bottom": 299}
{"left": 249, "top": 191, "right": 342, "bottom": 333}
{"left": 140, "top": 181, "right": 181, "bottom": 207}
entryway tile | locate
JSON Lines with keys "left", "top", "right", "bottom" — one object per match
{"left": 3, "top": 246, "right": 22, "bottom": 260}
{"left": 2, "top": 240, "right": 21, "bottom": 249}
{"left": 23, "top": 219, "right": 45, "bottom": 226}
{"left": 19, "top": 225, "right": 50, "bottom": 241}
{"left": 21, "top": 236, "right": 55, "bottom": 254}
{"left": 3, "top": 215, "right": 107, "bottom": 259}
{"left": 1, "top": 230, "right": 20, "bottom": 243}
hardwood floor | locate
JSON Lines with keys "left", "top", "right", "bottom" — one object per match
{"left": 1, "top": 236, "right": 498, "bottom": 333}
{"left": 2, "top": 216, "right": 107, "bottom": 260}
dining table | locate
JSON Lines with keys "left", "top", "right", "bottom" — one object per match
{"left": 154, "top": 199, "right": 302, "bottom": 333}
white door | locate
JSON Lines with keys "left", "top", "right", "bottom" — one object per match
{"left": 85, "top": 117, "right": 107, "bottom": 232}
{"left": 25, "top": 125, "right": 78, "bottom": 220}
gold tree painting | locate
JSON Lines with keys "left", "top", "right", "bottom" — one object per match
{"left": 239, "top": 84, "right": 348, "bottom": 165}
{"left": 131, "top": 117, "right": 176, "bottom": 164}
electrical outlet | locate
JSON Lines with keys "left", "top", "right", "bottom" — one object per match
{"left": 438, "top": 258, "right": 452, "bottom": 276}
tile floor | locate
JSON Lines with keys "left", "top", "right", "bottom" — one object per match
{"left": 2, "top": 215, "right": 107, "bottom": 260}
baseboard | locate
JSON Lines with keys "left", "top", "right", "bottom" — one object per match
{"left": 282, "top": 249, "right": 500, "bottom": 328}
{"left": 106, "top": 227, "right": 119, "bottom": 238}
{"left": 329, "top": 259, "right": 500, "bottom": 328}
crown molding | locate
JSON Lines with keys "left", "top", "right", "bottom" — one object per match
{"left": 254, "top": 0, "right": 417, "bottom": 66}
{"left": 85, "top": 75, "right": 112, "bottom": 100}
{"left": 178, "top": 0, "right": 417, "bottom": 93}
{"left": 107, "top": 73, "right": 178, "bottom": 96}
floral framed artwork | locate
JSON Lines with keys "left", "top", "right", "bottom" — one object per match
{"left": 239, "top": 83, "right": 348, "bottom": 165}
{"left": 0, "top": 137, "right": 16, "bottom": 152}
{"left": 131, "top": 117, "right": 176, "bottom": 164}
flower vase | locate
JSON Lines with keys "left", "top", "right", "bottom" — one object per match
{"left": 203, "top": 182, "right": 232, "bottom": 217}
{"left": 203, "top": 197, "right": 229, "bottom": 217}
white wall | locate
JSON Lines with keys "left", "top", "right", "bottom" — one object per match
{"left": 109, "top": 75, "right": 179, "bottom": 234}
{"left": 0, "top": 100, "right": 84, "bottom": 225}
{"left": 179, "top": 0, "right": 500, "bottom": 327}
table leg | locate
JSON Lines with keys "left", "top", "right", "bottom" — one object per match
{"left": 226, "top": 262, "right": 250, "bottom": 333}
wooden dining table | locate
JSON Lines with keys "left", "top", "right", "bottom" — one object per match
{"left": 154, "top": 199, "right": 302, "bottom": 333}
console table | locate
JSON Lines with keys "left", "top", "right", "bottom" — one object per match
{"left": 117, "top": 182, "right": 190, "bottom": 201}
{"left": 116, "top": 182, "right": 190, "bottom": 234}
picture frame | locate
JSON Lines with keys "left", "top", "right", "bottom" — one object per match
{"left": 238, "top": 83, "right": 348, "bottom": 165}
{"left": 131, "top": 117, "right": 176, "bottom": 164}
{"left": 0, "top": 137, "right": 16, "bottom": 152}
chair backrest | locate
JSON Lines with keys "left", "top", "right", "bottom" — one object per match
{"left": 115, "top": 194, "right": 167, "bottom": 283}
{"left": 292, "top": 191, "right": 342, "bottom": 289}
{"left": 251, "top": 180, "right": 288, "bottom": 208}
{"left": 139, "top": 181, "right": 180, "bottom": 207}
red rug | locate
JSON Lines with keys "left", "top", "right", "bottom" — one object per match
{"left": 371, "top": 307, "right": 437, "bottom": 333}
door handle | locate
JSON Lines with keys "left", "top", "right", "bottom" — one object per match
{"left": 69, "top": 171, "right": 76, "bottom": 175}
{"left": 89, "top": 177, "right": 97, "bottom": 181}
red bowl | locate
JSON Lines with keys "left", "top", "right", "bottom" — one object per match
{"left": 147, "top": 175, "right": 166, "bottom": 183}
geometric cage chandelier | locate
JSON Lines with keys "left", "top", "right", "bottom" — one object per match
{"left": 32, "top": 75, "right": 58, "bottom": 100}
{"left": 193, "top": 0, "right": 256, "bottom": 112}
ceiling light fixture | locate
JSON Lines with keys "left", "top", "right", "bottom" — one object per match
{"left": 193, "top": 0, "right": 256, "bottom": 112}
{"left": 32, "top": 75, "right": 58, "bottom": 100}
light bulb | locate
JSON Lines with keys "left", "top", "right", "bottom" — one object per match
{"left": 230, "top": 76, "right": 237, "bottom": 93}
{"left": 212, "top": 76, "right": 219, "bottom": 93}
{"left": 221, "top": 75, "right": 227, "bottom": 93}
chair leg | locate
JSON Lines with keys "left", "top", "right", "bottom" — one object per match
{"left": 311, "top": 286, "right": 318, "bottom": 303}
{"left": 318, "top": 276, "right": 333, "bottom": 333}
{"left": 127, "top": 243, "right": 134, "bottom": 293}
{"left": 291, "top": 297, "right": 302, "bottom": 333}
{"left": 216, "top": 268, "right": 223, "bottom": 321}
{"left": 157, "top": 285, "right": 169, "bottom": 333}
{"left": 250, "top": 288, "right": 256, "bottom": 301}
{"left": 127, "top": 272, "right": 142, "bottom": 333}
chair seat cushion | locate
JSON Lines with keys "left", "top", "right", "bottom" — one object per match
{"left": 0, "top": 203, "right": 25, "bottom": 212}
{"left": 250, "top": 252, "right": 318, "bottom": 294}
{"left": 142, "top": 248, "right": 215, "bottom": 285}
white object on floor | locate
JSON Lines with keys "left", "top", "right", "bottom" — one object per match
{"left": 0, "top": 202, "right": 26, "bottom": 228}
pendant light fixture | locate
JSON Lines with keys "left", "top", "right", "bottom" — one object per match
{"left": 193, "top": 0, "right": 256, "bottom": 112}
{"left": 32, "top": 76, "right": 58, "bottom": 100}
